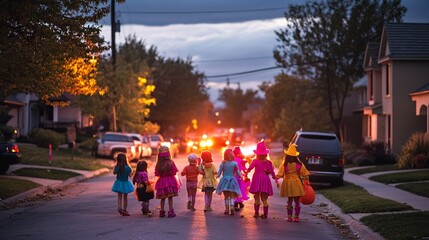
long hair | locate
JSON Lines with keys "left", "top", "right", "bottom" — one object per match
{"left": 284, "top": 155, "right": 299, "bottom": 165}
{"left": 115, "top": 153, "right": 129, "bottom": 176}
{"left": 155, "top": 155, "right": 172, "bottom": 175}
{"left": 133, "top": 160, "right": 148, "bottom": 184}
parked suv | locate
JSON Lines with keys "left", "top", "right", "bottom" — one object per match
{"left": 127, "top": 133, "right": 152, "bottom": 158}
{"left": 96, "top": 132, "right": 137, "bottom": 160}
{"left": 288, "top": 130, "right": 344, "bottom": 186}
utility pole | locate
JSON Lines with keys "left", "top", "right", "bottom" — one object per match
{"left": 111, "top": 0, "right": 117, "bottom": 131}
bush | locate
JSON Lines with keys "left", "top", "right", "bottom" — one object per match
{"left": 397, "top": 132, "right": 429, "bottom": 169}
{"left": 360, "top": 140, "right": 396, "bottom": 165}
{"left": 0, "top": 125, "right": 15, "bottom": 141}
{"left": 29, "top": 128, "right": 66, "bottom": 149}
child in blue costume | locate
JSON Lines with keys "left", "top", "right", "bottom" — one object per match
{"left": 216, "top": 149, "right": 242, "bottom": 215}
{"left": 112, "top": 152, "right": 135, "bottom": 216}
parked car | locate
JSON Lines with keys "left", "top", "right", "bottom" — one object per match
{"left": 0, "top": 134, "right": 22, "bottom": 174}
{"left": 288, "top": 130, "right": 344, "bottom": 186}
{"left": 96, "top": 132, "right": 138, "bottom": 160}
{"left": 148, "top": 134, "right": 164, "bottom": 154}
{"left": 127, "top": 133, "right": 152, "bottom": 158}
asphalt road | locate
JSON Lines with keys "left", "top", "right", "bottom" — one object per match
{"left": 0, "top": 151, "right": 349, "bottom": 240}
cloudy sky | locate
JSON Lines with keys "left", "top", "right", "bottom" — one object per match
{"left": 99, "top": 0, "right": 429, "bottom": 106}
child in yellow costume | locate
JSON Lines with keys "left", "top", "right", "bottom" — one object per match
{"left": 276, "top": 144, "right": 310, "bottom": 222}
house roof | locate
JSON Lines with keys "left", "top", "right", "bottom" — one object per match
{"left": 2, "top": 95, "right": 25, "bottom": 106}
{"left": 354, "top": 75, "right": 367, "bottom": 89}
{"left": 363, "top": 42, "right": 380, "bottom": 70}
{"left": 378, "top": 23, "right": 429, "bottom": 63}
{"left": 410, "top": 82, "right": 429, "bottom": 96}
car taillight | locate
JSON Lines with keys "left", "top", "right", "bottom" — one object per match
{"left": 11, "top": 145, "right": 19, "bottom": 153}
{"left": 338, "top": 156, "right": 345, "bottom": 167}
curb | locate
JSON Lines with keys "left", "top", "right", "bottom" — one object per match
{"left": 0, "top": 167, "right": 110, "bottom": 206}
{"left": 315, "top": 194, "right": 384, "bottom": 240}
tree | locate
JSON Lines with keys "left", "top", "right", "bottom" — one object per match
{"left": 274, "top": 0, "right": 406, "bottom": 141}
{"left": 149, "top": 57, "right": 209, "bottom": 137}
{"left": 0, "top": 0, "right": 121, "bottom": 100}
{"left": 218, "top": 87, "right": 258, "bottom": 128}
{"left": 256, "top": 74, "right": 330, "bottom": 140}
{"left": 78, "top": 36, "right": 156, "bottom": 133}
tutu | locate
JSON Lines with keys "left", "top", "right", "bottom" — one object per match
{"left": 112, "top": 180, "right": 134, "bottom": 194}
{"left": 155, "top": 175, "right": 179, "bottom": 199}
{"left": 216, "top": 177, "right": 242, "bottom": 196}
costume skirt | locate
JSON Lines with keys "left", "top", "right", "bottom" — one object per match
{"left": 112, "top": 180, "right": 134, "bottom": 194}
{"left": 249, "top": 173, "right": 274, "bottom": 196}
{"left": 135, "top": 183, "right": 155, "bottom": 202}
{"left": 216, "top": 176, "right": 241, "bottom": 197}
{"left": 235, "top": 176, "right": 249, "bottom": 202}
{"left": 155, "top": 176, "right": 179, "bottom": 199}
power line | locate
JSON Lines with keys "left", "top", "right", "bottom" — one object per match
{"left": 206, "top": 66, "right": 281, "bottom": 79}
{"left": 119, "top": 7, "right": 288, "bottom": 15}
{"left": 196, "top": 56, "right": 273, "bottom": 63}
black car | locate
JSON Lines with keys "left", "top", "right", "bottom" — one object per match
{"left": 288, "top": 130, "right": 344, "bottom": 186}
{"left": 0, "top": 134, "right": 22, "bottom": 174}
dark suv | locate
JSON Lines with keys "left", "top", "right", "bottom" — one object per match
{"left": 0, "top": 133, "right": 22, "bottom": 174}
{"left": 288, "top": 130, "right": 344, "bottom": 186}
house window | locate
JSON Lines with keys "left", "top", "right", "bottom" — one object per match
{"left": 387, "top": 114, "right": 391, "bottom": 151}
{"left": 369, "top": 71, "right": 374, "bottom": 101}
{"left": 385, "top": 63, "right": 390, "bottom": 96}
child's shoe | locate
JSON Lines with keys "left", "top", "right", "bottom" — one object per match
{"left": 293, "top": 216, "right": 301, "bottom": 222}
{"left": 229, "top": 206, "right": 235, "bottom": 216}
{"left": 239, "top": 202, "right": 244, "bottom": 209}
{"left": 234, "top": 202, "right": 240, "bottom": 211}
{"left": 287, "top": 217, "right": 293, "bottom": 222}
{"left": 187, "top": 201, "right": 192, "bottom": 210}
{"left": 207, "top": 206, "right": 213, "bottom": 211}
{"left": 121, "top": 209, "right": 130, "bottom": 216}
{"left": 168, "top": 209, "right": 176, "bottom": 218}
{"left": 159, "top": 210, "right": 166, "bottom": 217}
{"left": 118, "top": 208, "right": 124, "bottom": 216}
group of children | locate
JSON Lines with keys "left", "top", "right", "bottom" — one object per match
{"left": 111, "top": 141, "right": 310, "bottom": 222}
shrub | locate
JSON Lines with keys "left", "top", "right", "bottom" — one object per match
{"left": 0, "top": 125, "right": 15, "bottom": 141}
{"left": 29, "top": 128, "right": 66, "bottom": 149}
{"left": 397, "top": 132, "right": 429, "bottom": 169}
{"left": 361, "top": 140, "right": 396, "bottom": 165}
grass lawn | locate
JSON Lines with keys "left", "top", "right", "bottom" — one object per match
{"left": 318, "top": 182, "right": 413, "bottom": 213}
{"left": 349, "top": 164, "right": 398, "bottom": 175}
{"left": 396, "top": 182, "right": 429, "bottom": 198}
{"left": 0, "top": 178, "right": 41, "bottom": 200}
{"left": 369, "top": 169, "right": 429, "bottom": 184}
{"left": 360, "top": 211, "right": 429, "bottom": 240}
{"left": 12, "top": 168, "right": 81, "bottom": 181}
{"left": 19, "top": 144, "right": 114, "bottom": 171}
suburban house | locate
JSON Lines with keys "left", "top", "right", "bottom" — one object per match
{"left": 362, "top": 23, "right": 429, "bottom": 154}
{"left": 2, "top": 93, "right": 93, "bottom": 138}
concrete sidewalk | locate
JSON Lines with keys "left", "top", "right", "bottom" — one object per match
{"left": 0, "top": 164, "right": 109, "bottom": 204}
{"left": 345, "top": 167, "right": 429, "bottom": 212}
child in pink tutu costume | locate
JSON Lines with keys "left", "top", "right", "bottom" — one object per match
{"left": 154, "top": 146, "right": 180, "bottom": 218}
{"left": 199, "top": 151, "right": 218, "bottom": 211}
{"left": 276, "top": 144, "right": 310, "bottom": 222}
{"left": 216, "top": 149, "right": 242, "bottom": 215}
{"left": 181, "top": 153, "right": 200, "bottom": 211}
{"left": 111, "top": 153, "right": 134, "bottom": 216}
{"left": 232, "top": 146, "right": 250, "bottom": 211}
{"left": 246, "top": 141, "right": 278, "bottom": 218}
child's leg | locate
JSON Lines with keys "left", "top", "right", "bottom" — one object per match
{"left": 191, "top": 187, "right": 197, "bottom": 209}
{"left": 223, "top": 191, "right": 230, "bottom": 214}
{"left": 287, "top": 197, "right": 293, "bottom": 221}
{"left": 260, "top": 192, "right": 269, "bottom": 218}
{"left": 168, "top": 196, "right": 176, "bottom": 217}
{"left": 117, "top": 193, "right": 123, "bottom": 210}
{"left": 253, "top": 192, "right": 261, "bottom": 217}
{"left": 160, "top": 198, "right": 166, "bottom": 211}
{"left": 123, "top": 193, "right": 128, "bottom": 210}
{"left": 208, "top": 191, "right": 213, "bottom": 207}
{"left": 293, "top": 196, "right": 301, "bottom": 222}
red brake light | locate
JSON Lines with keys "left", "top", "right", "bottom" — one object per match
{"left": 11, "top": 145, "right": 19, "bottom": 153}
{"left": 338, "top": 156, "right": 344, "bottom": 167}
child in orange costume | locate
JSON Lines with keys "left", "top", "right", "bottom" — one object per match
{"left": 276, "top": 144, "right": 310, "bottom": 222}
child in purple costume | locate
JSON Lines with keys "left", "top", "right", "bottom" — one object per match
{"left": 247, "top": 141, "right": 278, "bottom": 218}
{"left": 154, "top": 146, "right": 179, "bottom": 218}
{"left": 233, "top": 146, "right": 250, "bottom": 211}
{"left": 133, "top": 160, "right": 154, "bottom": 216}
